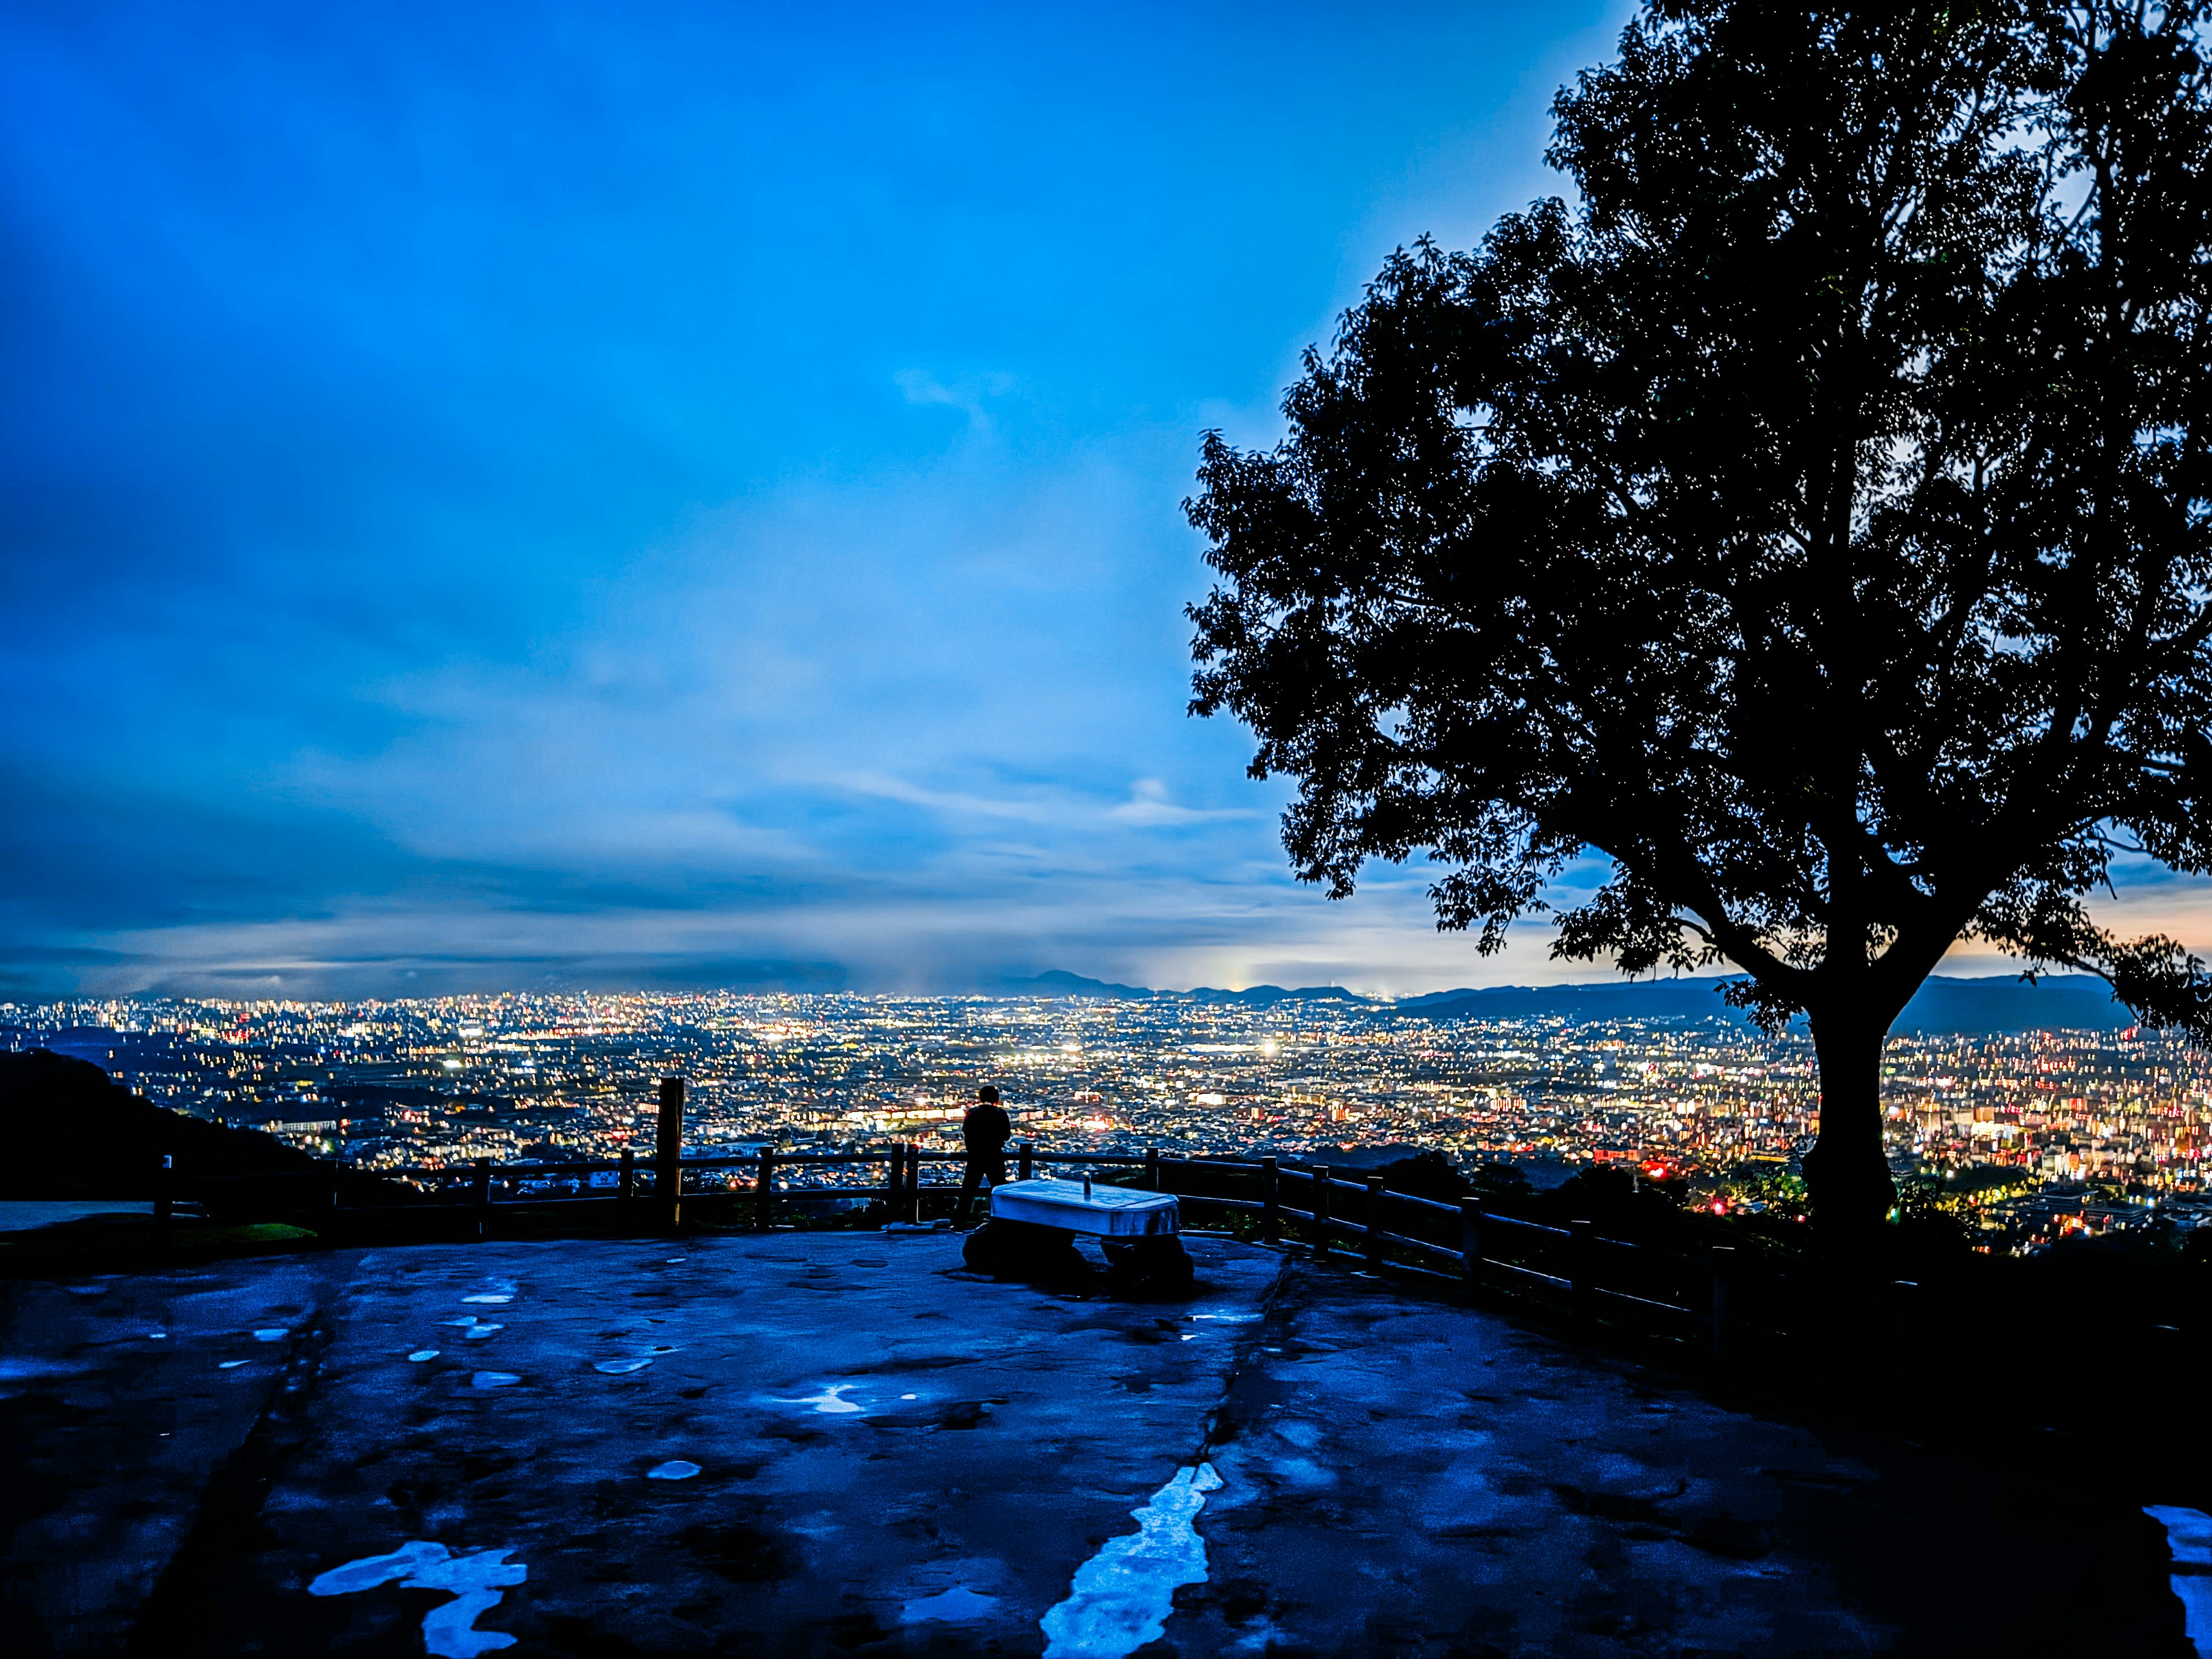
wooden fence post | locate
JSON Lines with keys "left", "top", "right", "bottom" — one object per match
{"left": 1260, "top": 1156, "right": 1280, "bottom": 1243}
{"left": 906, "top": 1142, "right": 922, "bottom": 1223}
{"left": 656, "top": 1075, "right": 685, "bottom": 1234}
{"left": 1709, "top": 1246, "right": 1734, "bottom": 1366}
{"left": 471, "top": 1157, "right": 493, "bottom": 1240}
{"left": 1569, "top": 1219, "right": 1594, "bottom": 1324}
{"left": 1310, "top": 1165, "right": 1332, "bottom": 1255}
{"left": 1458, "top": 1198, "right": 1483, "bottom": 1298}
{"left": 886, "top": 1143, "right": 904, "bottom": 1216}
{"left": 618, "top": 1149, "right": 635, "bottom": 1231}
{"left": 1017, "top": 1141, "right": 1033, "bottom": 1181}
{"left": 1364, "top": 1176, "right": 1387, "bottom": 1269}
{"left": 154, "top": 1154, "right": 173, "bottom": 1243}
{"left": 756, "top": 1146, "right": 776, "bottom": 1232}
{"left": 1145, "top": 1146, "right": 1161, "bottom": 1191}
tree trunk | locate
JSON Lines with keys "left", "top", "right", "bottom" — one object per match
{"left": 1801, "top": 1006, "right": 1898, "bottom": 1243}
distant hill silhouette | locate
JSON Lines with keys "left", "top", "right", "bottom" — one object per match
{"left": 1186, "top": 984, "right": 1371, "bottom": 1007}
{"left": 1008, "top": 969, "right": 2132, "bottom": 1033}
{"left": 0, "top": 1050, "right": 400, "bottom": 1201}
{"left": 1003, "top": 972, "right": 1373, "bottom": 1006}
{"left": 1393, "top": 979, "right": 1748, "bottom": 1021}
{"left": 1397, "top": 974, "right": 2133, "bottom": 1034}
{"left": 1890, "top": 975, "right": 2133, "bottom": 1035}
{"left": 998, "top": 969, "right": 1157, "bottom": 998}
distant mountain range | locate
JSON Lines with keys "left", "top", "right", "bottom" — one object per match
{"left": 1185, "top": 983, "right": 1370, "bottom": 1007}
{"left": 1002, "top": 969, "right": 2135, "bottom": 1035}
{"left": 1396, "top": 974, "right": 2138, "bottom": 1034}
{"left": 999, "top": 970, "right": 1369, "bottom": 1007}
{"left": 998, "top": 969, "right": 1160, "bottom": 998}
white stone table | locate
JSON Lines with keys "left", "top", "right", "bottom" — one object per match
{"left": 986, "top": 1177, "right": 1179, "bottom": 1238}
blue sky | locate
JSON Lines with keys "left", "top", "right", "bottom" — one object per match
{"left": 9, "top": 1, "right": 2190, "bottom": 1000}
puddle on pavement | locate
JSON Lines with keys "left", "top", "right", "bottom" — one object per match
{"left": 1039, "top": 1464, "right": 1223, "bottom": 1658}
{"left": 218, "top": 1360, "right": 249, "bottom": 1370}
{"left": 594, "top": 1359, "right": 652, "bottom": 1375}
{"left": 408, "top": 1350, "right": 440, "bottom": 1363}
{"left": 646, "top": 1460, "right": 700, "bottom": 1480}
{"left": 461, "top": 1325, "right": 503, "bottom": 1341}
{"left": 463, "top": 1282, "right": 516, "bottom": 1305}
{"left": 4, "top": 1358, "right": 92, "bottom": 1388}
{"left": 2144, "top": 1506, "right": 2212, "bottom": 1657}
{"left": 309, "top": 1540, "right": 526, "bottom": 1658}
{"left": 253, "top": 1328, "right": 289, "bottom": 1342}
{"left": 902, "top": 1585, "right": 999, "bottom": 1624}
{"left": 471, "top": 1372, "right": 521, "bottom": 1389}
{"left": 772, "top": 1382, "right": 863, "bottom": 1414}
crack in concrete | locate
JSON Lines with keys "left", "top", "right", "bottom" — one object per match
{"left": 123, "top": 1259, "right": 355, "bottom": 1657}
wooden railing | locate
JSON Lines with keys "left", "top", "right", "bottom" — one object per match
{"left": 74, "top": 1074, "right": 2199, "bottom": 1412}
{"left": 47, "top": 1128, "right": 2209, "bottom": 1438}
{"left": 127, "top": 1134, "right": 1827, "bottom": 1370}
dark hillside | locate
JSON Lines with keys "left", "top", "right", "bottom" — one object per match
{"left": 0, "top": 1050, "right": 398, "bottom": 1203}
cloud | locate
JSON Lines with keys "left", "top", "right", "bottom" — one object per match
{"left": 1108, "top": 776, "right": 1253, "bottom": 827}
{"left": 819, "top": 771, "right": 1255, "bottom": 834}
{"left": 894, "top": 368, "right": 1015, "bottom": 433}
{"left": 10, "top": 0, "right": 2212, "bottom": 1007}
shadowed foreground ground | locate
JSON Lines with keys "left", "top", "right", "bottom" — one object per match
{"left": 0, "top": 1232, "right": 2195, "bottom": 1656}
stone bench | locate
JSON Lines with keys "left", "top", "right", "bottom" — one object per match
{"left": 963, "top": 1177, "right": 1192, "bottom": 1288}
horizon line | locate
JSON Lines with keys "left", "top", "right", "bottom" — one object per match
{"left": 0, "top": 965, "right": 2121, "bottom": 1009}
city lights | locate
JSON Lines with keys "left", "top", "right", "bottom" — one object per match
{"left": 2, "top": 991, "right": 2203, "bottom": 1251}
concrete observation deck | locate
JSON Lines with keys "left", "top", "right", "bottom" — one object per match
{"left": 1, "top": 1232, "right": 2200, "bottom": 1656}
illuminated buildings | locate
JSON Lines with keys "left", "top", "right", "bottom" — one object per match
{"left": 5, "top": 991, "right": 2204, "bottom": 1249}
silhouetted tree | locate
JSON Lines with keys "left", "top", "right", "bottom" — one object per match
{"left": 1188, "top": 1, "right": 2212, "bottom": 1236}
{"left": 1370, "top": 1149, "right": 1469, "bottom": 1202}
{"left": 1468, "top": 1161, "right": 1535, "bottom": 1205}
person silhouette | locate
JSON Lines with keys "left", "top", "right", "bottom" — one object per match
{"left": 955, "top": 1085, "right": 1013, "bottom": 1222}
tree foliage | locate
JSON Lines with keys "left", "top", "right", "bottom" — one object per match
{"left": 1187, "top": 1, "right": 2212, "bottom": 1228}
